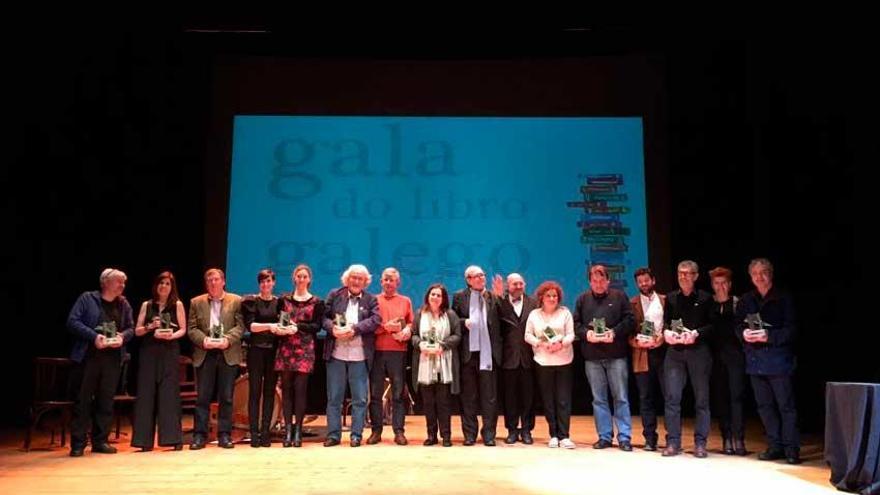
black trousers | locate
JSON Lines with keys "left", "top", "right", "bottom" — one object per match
{"left": 664, "top": 346, "right": 712, "bottom": 447}
{"left": 502, "top": 366, "right": 535, "bottom": 434}
{"left": 535, "top": 364, "right": 572, "bottom": 440}
{"left": 194, "top": 350, "right": 238, "bottom": 437}
{"left": 369, "top": 350, "right": 407, "bottom": 434}
{"left": 421, "top": 383, "right": 452, "bottom": 439}
{"left": 634, "top": 349, "right": 666, "bottom": 445}
{"left": 132, "top": 341, "right": 181, "bottom": 448}
{"left": 247, "top": 345, "right": 278, "bottom": 436}
{"left": 280, "top": 371, "right": 309, "bottom": 427}
{"left": 711, "top": 347, "right": 746, "bottom": 441}
{"left": 460, "top": 352, "right": 498, "bottom": 441}
{"left": 751, "top": 374, "right": 800, "bottom": 453}
{"left": 70, "top": 349, "right": 121, "bottom": 449}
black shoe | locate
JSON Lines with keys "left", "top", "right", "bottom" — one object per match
{"left": 619, "top": 441, "right": 633, "bottom": 452}
{"left": 758, "top": 447, "right": 785, "bottom": 461}
{"left": 484, "top": 439, "right": 496, "bottom": 447}
{"left": 722, "top": 437, "right": 734, "bottom": 455}
{"left": 505, "top": 430, "right": 519, "bottom": 444}
{"left": 92, "top": 443, "right": 117, "bottom": 454}
{"left": 785, "top": 450, "right": 802, "bottom": 465}
{"left": 261, "top": 436, "right": 272, "bottom": 447}
{"left": 250, "top": 433, "right": 261, "bottom": 448}
{"left": 463, "top": 437, "right": 476, "bottom": 446}
{"left": 138, "top": 446, "right": 153, "bottom": 452}
{"left": 366, "top": 431, "right": 382, "bottom": 445}
{"left": 694, "top": 444, "right": 708, "bottom": 458}
{"left": 592, "top": 439, "right": 613, "bottom": 449}
{"left": 173, "top": 444, "right": 183, "bottom": 451}
{"left": 734, "top": 439, "right": 747, "bottom": 456}
{"left": 520, "top": 431, "right": 534, "bottom": 445}
{"left": 442, "top": 438, "right": 452, "bottom": 447}
{"left": 292, "top": 425, "right": 303, "bottom": 448}
{"left": 423, "top": 437, "right": 438, "bottom": 446}
{"left": 69, "top": 447, "right": 84, "bottom": 457}
{"left": 189, "top": 435, "right": 207, "bottom": 450}
{"left": 350, "top": 437, "right": 362, "bottom": 447}
{"left": 283, "top": 425, "right": 293, "bottom": 448}
{"left": 662, "top": 445, "right": 681, "bottom": 457}
{"left": 189, "top": 436, "right": 206, "bottom": 450}
{"left": 644, "top": 441, "right": 658, "bottom": 451}
{"left": 218, "top": 435, "right": 234, "bottom": 449}
{"left": 323, "top": 437, "right": 340, "bottom": 447}
{"left": 394, "top": 432, "right": 408, "bottom": 446}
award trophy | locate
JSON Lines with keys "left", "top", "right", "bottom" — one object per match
{"left": 206, "top": 323, "right": 225, "bottom": 347}
{"left": 333, "top": 313, "right": 351, "bottom": 338}
{"left": 334, "top": 313, "right": 347, "bottom": 329}
{"left": 670, "top": 318, "right": 687, "bottom": 334}
{"left": 278, "top": 310, "right": 296, "bottom": 335}
{"left": 744, "top": 313, "right": 769, "bottom": 339}
{"left": 590, "top": 317, "right": 607, "bottom": 337}
{"left": 155, "top": 313, "right": 176, "bottom": 338}
{"left": 96, "top": 321, "right": 122, "bottom": 346}
{"left": 637, "top": 320, "right": 655, "bottom": 343}
{"left": 542, "top": 326, "right": 562, "bottom": 344}
{"left": 424, "top": 326, "right": 441, "bottom": 351}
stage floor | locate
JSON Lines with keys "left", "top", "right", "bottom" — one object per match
{"left": 1, "top": 416, "right": 834, "bottom": 494}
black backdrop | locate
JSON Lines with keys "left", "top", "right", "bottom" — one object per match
{"left": 5, "top": 23, "right": 871, "bottom": 433}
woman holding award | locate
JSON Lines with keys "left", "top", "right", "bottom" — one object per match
{"left": 241, "top": 269, "right": 282, "bottom": 447}
{"left": 275, "top": 264, "right": 325, "bottom": 447}
{"left": 411, "top": 284, "right": 461, "bottom": 447}
{"left": 524, "top": 281, "right": 575, "bottom": 448}
{"left": 131, "top": 271, "right": 187, "bottom": 451}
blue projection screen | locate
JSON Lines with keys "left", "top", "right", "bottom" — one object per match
{"left": 226, "top": 116, "right": 647, "bottom": 302}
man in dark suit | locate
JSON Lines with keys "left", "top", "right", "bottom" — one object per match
{"left": 322, "top": 264, "right": 382, "bottom": 447}
{"left": 452, "top": 265, "right": 503, "bottom": 446}
{"left": 497, "top": 273, "right": 538, "bottom": 444}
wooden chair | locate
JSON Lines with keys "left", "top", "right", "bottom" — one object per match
{"left": 24, "top": 357, "right": 75, "bottom": 451}
{"left": 112, "top": 353, "right": 136, "bottom": 439}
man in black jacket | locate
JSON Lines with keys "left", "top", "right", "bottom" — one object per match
{"left": 497, "top": 273, "right": 539, "bottom": 444}
{"left": 574, "top": 264, "right": 635, "bottom": 451}
{"left": 662, "top": 260, "right": 714, "bottom": 458}
{"left": 452, "top": 265, "right": 502, "bottom": 446}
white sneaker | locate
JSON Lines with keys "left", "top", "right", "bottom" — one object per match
{"left": 548, "top": 437, "right": 559, "bottom": 448}
{"left": 559, "top": 438, "right": 576, "bottom": 449}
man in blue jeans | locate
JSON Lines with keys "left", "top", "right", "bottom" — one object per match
{"left": 574, "top": 264, "right": 635, "bottom": 451}
{"left": 322, "top": 264, "right": 382, "bottom": 447}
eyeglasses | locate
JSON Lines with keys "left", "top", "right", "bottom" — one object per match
{"left": 468, "top": 273, "right": 486, "bottom": 279}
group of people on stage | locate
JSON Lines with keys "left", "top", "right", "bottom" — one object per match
{"left": 65, "top": 257, "right": 801, "bottom": 465}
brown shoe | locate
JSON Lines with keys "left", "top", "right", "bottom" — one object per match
{"left": 394, "top": 432, "right": 408, "bottom": 446}
{"left": 662, "top": 445, "right": 681, "bottom": 457}
{"left": 694, "top": 444, "right": 708, "bottom": 458}
{"left": 366, "top": 431, "right": 382, "bottom": 445}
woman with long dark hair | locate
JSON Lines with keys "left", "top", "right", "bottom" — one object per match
{"left": 131, "top": 271, "right": 186, "bottom": 451}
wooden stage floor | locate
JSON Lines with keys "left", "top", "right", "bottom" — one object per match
{"left": 1, "top": 415, "right": 834, "bottom": 494}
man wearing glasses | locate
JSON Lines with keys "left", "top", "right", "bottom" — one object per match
{"left": 662, "top": 260, "right": 714, "bottom": 458}
{"left": 452, "top": 265, "right": 503, "bottom": 446}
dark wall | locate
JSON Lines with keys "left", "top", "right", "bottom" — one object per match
{"left": 5, "top": 26, "right": 869, "bottom": 432}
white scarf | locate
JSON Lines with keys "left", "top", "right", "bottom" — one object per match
{"left": 417, "top": 311, "right": 454, "bottom": 385}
